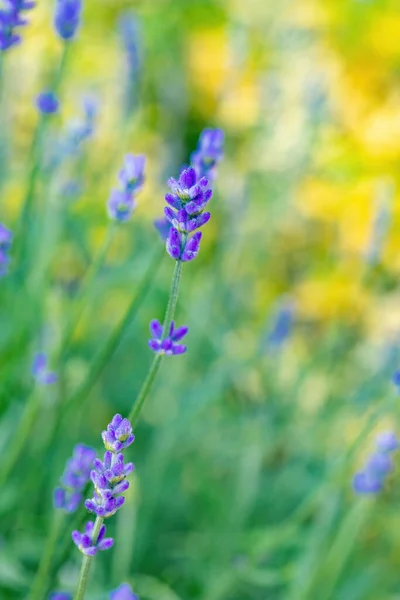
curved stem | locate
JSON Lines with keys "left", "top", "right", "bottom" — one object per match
{"left": 73, "top": 516, "right": 104, "bottom": 600}
{"left": 60, "top": 222, "right": 118, "bottom": 354}
{"left": 28, "top": 511, "right": 64, "bottom": 600}
{"left": 128, "top": 259, "right": 183, "bottom": 426}
{"left": 16, "top": 42, "right": 70, "bottom": 269}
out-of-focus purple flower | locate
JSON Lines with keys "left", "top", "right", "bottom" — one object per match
{"left": 118, "top": 154, "right": 145, "bottom": 193}
{"left": 392, "top": 370, "right": 400, "bottom": 392}
{"left": 110, "top": 583, "right": 139, "bottom": 600}
{"left": 54, "top": 444, "right": 96, "bottom": 513}
{"left": 107, "top": 190, "right": 136, "bottom": 222}
{"left": 148, "top": 319, "right": 188, "bottom": 356}
{"left": 0, "top": 223, "right": 12, "bottom": 278}
{"left": 72, "top": 521, "right": 114, "bottom": 556}
{"left": 119, "top": 11, "right": 141, "bottom": 117}
{"left": 54, "top": 0, "right": 82, "bottom": 41}
{"left": 36, "top": 90, "right": 60, "bottom": 114}
{"left": 353, "top": 430, "right": 398, "bottom": 495}
{"left": 31, "top": 353, "right": 57, "bottom": 385}
{"left": 263, "top": 299, "right": 295, "bottom": 350}
{"left": 154, "top": 217, "right": 171, "bottom": 241}
{"left": 83, "top": 414, "right": 134, "bottom": 519}
{"left": 191, "top": 128, "right": 224, "bottom": 180}
{"left": 49, "top": 593, "right": 72, "bottom": 600}
{"left": 0, "top": 0, "right": 35, "bottom": 51}
{"left": 107, "top": 154, "right": 145, "bottom": 222}
{"left": 376, "top": 431, "right": 399, "bottom": 452}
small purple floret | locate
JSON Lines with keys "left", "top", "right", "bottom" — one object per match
{"left": 72, "top": 521, "right": 114, "bottom": 556}
{"left": 148, "top": 319, "right": 188, "bottom": 356}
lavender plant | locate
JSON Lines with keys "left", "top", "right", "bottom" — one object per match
{"left": 72, "top": 415, "right": 134, "bottom": 599}
{"left": 353, "top": 432, "right": 399, "bottom": 494}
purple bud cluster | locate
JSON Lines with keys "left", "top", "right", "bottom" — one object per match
{"left": 158, "top": 128, "right": 224, "bottom": 260}
{"left": 148, "top": 319, "right": 188, "bottom": 356}
{"left": 54, "top": 0, "right": 82, "bottom": 41}
{"left": 0, "top": 223, "right": 12, "bottom": 278}
{"left": 84, "top": 414, "right": 134, "bottom": 518}
{"left": 0, "top": 0, "right": 34, "bottom": 51}
{"left": 165, "top": 167, "right": 212, "bottom": 262}
{"left": 191, "top": 128, "right": 224, "bottom": 180}
{"left": 31, "top": 353, "right": 57, "bottom": 385}
{"left": 107, "top": 154, "right": 145, "bottom": 222}
{"left": 72, "top": 520, "right": 114, "bottom": 556}
{"left": 353, "top": 431, "right": 399, "bottom": 494}
{"left": 54, "top": 444, "right": 96, "bottom": 513}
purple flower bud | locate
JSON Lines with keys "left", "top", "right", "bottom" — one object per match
{"left": 54, "top": 444, "right": 96, "bottom": 513}
{"left": 36, "top": 91, "right": 60, "bottom": 114}
{"left": 191, "top": 128, "right": 224, "bottom": 180}
{"left": 54, "top": 0, "right": 82, "bottom": 40}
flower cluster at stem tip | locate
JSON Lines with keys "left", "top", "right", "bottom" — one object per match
{"left": 353, "top": 431, "right": 399, "bottom": 494}
{"left": 0, "top": 223, "right": 13, "bottom": 278}
{"left": 72, "top": 414, "right": 134, "bottom": 556}
{"left": 154, "top": 128, "right": 224, "bottom": 259}
{"left": 107, "top": 154, "right": 145, "bottom": 221}
{"left": 54, "top": 444, "right": 96, "bottom": 513}
{"left": 0, "top": 0, "right": 34, "bottom": 51}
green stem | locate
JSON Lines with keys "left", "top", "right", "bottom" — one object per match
{"left": 60, "top": 222, "right": 118, "bottom": 354}
{"left": 64, "top": 247, "right": 164, "bottom": 417}
{"left": 73, "top": 516, "right": 104, "bottom": 600}
{"left": 128, "top": 259, "right": 183, "bottom": 425}
{"left": 28, "top": 511, "right": 64, "bottom": 600}
{"left": 0, "top": 388, "right": 40, "bottom": 488}
{"left": 16, "top": 43, "right": 70, "bottom": 268}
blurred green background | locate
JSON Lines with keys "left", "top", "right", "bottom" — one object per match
{"left": 2, "top": 0, "right": 400, "bottom": 598}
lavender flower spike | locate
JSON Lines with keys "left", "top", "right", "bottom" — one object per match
{"left": 164, "top": 166, "right": 211, "bottom": 262}
{"left": 0, "top": 0, "right": 35, "bottom": 51}
{"left": 191, "top": 128, "right": 224, "bottom": 180}
{"left": 31, "top": 353, "right": 57, "bottom": 385}
{"left": 353, "top": 430, "right": 399, "bottom": 495}
{"left": 149, "top": 319, "right": 188, "bottom": 356}
{"left": 72, "top": 520, "right": 114, "bottom": 556}
{"left": 110, "top": 583, "right": 139, "bottom": 600}
{"left": 54, "top": 0, "right": 82, "bottom": 40}
{"left": 83, "top": 414, "right": 134, "bottom": 519}
{"left": 54, "top": 444, "right": 96, "bottom": 513}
